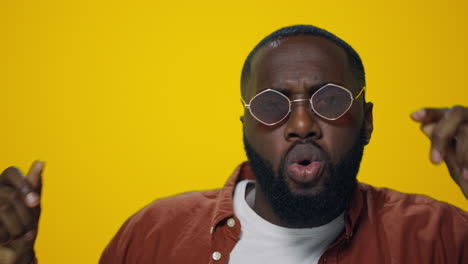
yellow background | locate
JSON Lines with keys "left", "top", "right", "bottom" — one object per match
{"left": 1, "top": 0, "right": 467, "bottom": 262}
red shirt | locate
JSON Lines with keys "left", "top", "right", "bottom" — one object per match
{"left": 100, "top": 162, "right": 468, "bottom": 264}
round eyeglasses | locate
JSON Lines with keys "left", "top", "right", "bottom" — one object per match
{"left": 241, "top": 83, "right": 366, "bottom": 126}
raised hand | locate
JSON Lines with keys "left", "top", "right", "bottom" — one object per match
{"left": 0, "top": 161, "right": 44, "bottom": 264}
{"left": 412, "top": 106, "right": 468, "bottom": 199}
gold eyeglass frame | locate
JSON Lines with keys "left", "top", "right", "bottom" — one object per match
{"left": 241, "top": 83, "right": 366, "bottom": 126}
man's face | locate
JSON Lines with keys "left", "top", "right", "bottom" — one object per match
{"left": 242, "top": 35, "right": 373, "bottom": 226}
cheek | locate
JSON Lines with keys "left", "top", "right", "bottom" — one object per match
{"left": 244, "top": 116, "right": 287, "bottom": 169}
{"left": 322, "top": 125, "right": 358, "bottom": 162}
{"left": 320, "top": 108, "right": 364, "bottom": 162}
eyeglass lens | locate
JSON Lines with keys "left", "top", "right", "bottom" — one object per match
{"left": 312, "top": 84, "right": 353, "bottom": 120}
{"left": 250, "top": 90, "right": 290, "bottom": 125}
{"left": 249, "top": 84, "right": 353, "bottom": 125}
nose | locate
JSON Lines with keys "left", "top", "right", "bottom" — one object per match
{"left": 284, "top": 99, "right": 322, "bottom": 141}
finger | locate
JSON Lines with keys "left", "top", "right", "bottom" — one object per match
{"left": 444, "top": 144, "right": 459, "bottom": 182}
{"left": 9, "top": 230, "right": 36, "bottom": 249}
{"left": 0, "top": 186, "right": 37, "bottom": 229}
{"left": 0, "top": 202, "right": 24, "bottom": 239}
{"left": 26, "top": 161, "right": 43, "bottom": 192}
{"left": 411, "top": 108, "right": 448, "bottom": 125}
{"left": 456, "top": 124, "right": 468, "bottom": 172}
{"left": 11, "top": 201, "right": 35, "bottom": 232}
{"left": 0, "top": 167, "right": 38, "bottom": 208}
{"left": 462, "top": 169, "right": 468, "bottom": 193}
{"left": 0, "top": 187, "right": 35, "bottom": 230}
{"left": 429, "top": 106, "right": 467, "bottom": 163}
{"left": 0, "top": 225, "right": 9, "bottom": 244}
{"left": 0, "top": 247, "right": 16, "bottom": 264}
{"left": 412, "top": 106, "right": 468, "bottom": 126}
{"left": 421, "top": 123, "right": 435, "bottom": 138}
{"left": 5, "top": 232, "right": 36, "bottom": 264}
{"left": 446, "top": 144, "right": 468, "bottom": 199}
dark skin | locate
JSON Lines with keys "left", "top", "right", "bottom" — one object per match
{"left": 0, "top": 161, "right": 42, "bottom": 264}
{"left": 411, "top": 107, "right": 468, "bottom": 198}
{"left": 241, "top": 35, "right": 468, "bottom": 227}
{"left": 242, "top": 35, "right": 374, "bottom": 226}
{"left": 1, "top": 35, "right": 468, "bottom": 263}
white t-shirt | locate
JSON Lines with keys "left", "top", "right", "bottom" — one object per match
{"left": 229, "top": 180, "right": 345, "bottom": 264}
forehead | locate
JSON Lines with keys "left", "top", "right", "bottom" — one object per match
{"left": 247, "top": 35, "right": 353, "bottom": 96}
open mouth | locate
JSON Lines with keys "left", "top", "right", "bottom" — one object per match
{"left": 285, "top": 144, "right": 324, "bottom": 185}
{"left": 297, "top": 159, "right": 312, "bottom": 166}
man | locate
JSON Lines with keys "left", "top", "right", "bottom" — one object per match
{"left": 0, "top": 25, "right": 467, "bottom": 264}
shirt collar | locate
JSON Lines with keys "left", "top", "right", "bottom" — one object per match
{"left": 210, "top": 161, "right": 364, "bottom": 239}
{"left": 344, "top": 182, "right": 363, "bottom": 239}
{"left": 211, "top": 162, "right": 254, "bottom": 230}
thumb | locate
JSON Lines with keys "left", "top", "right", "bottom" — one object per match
{"left": 420, "top": 123, "right": 436, "bottom": 139}
{"left": 26, "top": 160, "right": 44, "bottom": 193}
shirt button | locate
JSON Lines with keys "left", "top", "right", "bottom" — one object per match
{"left": 212, "top": 251, "right": 222, "bottom": 261}
{"left": 227, "top": 218, "right": 236, "bottom": 227}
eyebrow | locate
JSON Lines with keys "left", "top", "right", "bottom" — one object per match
{"left": 268, "top": 81, "right": 339, "bottom": 97}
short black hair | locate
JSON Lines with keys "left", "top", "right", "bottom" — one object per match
{"left": 241, "top": 24, "right": 365, "bottom": 98}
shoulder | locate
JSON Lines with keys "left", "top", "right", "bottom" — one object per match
{"left": 358, "top": 182, "right": 468, "bottom": 227}
{"left": 129, "top": 189, "right": 221, "bottom": 226}
{"left": 355, "top": 183, "right": 468, "bottom": 262}
{"left": 100, "top": 189, "right": 222, "bottom": 263}
{"left": 343, "top": 184, "right": 468, "bottom": 263}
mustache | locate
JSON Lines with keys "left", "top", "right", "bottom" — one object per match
{"left": 285, "top": 139, "right": 324, "bottom": 155}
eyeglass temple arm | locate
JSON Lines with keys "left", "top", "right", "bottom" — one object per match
{"left": 354, "top": 86, "right": 366, "bottom": 99}
{"left": 240, "top": 97, "right": 250, "bottom": 108}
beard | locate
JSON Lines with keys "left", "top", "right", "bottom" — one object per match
{"left": 243, "top": 124, "right": 367, "bottom": 228}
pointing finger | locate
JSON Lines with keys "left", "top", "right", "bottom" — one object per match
{"left": 411, "top": 108, "right": 448, "bottom": 125}
{"left": 26, "top": 161, "right": 44, "bottom": 193}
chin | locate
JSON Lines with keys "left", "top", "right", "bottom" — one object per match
{"left": 287, "top": 184, "right": 326, "bottom": 197}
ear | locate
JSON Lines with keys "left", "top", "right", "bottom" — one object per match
{"left": 364, "top": 102, "right": 373, "bottom": 145}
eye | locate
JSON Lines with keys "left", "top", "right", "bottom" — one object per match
{"left": 316, "top": 94, "right": 339, "bottom": 106}
{"left": 311, "top": 84, "right": 354, "bottom": 119}
{"left": 313, "top": 86, "right": 349, "bottom": 107}
{"left": 252, "top": 91, "right": 289, "bottom": 112}
{"left": 262, "top": 97, "right": 285, "bottom": 111}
